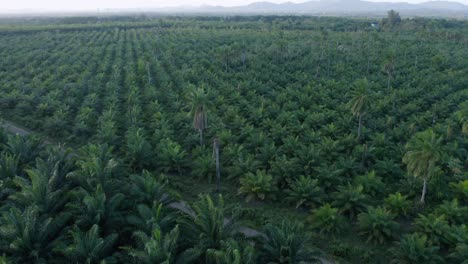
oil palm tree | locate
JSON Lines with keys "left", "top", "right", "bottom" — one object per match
{"left": 206, "top": 239, "right": 256, "bottom": 264}
{"left": 259, "top": 220, "right": 320, "bottom": 263}
{"left": 126, "top": 202, "right": 177, "bottom": 235}
{"left": 61, "top": 224, "right": 117, "bottom": 264}
{"left": 403, "top": 129, "right": 444, "bottom": 203}
{"left": 129, "top": 170, "right": 173, "bottom": 206}
{"left": 0, "top": 152, "right": 19, "bottom": 200}
{"left": 179, "top": 194, "right": 239, "bottom": 262}
{"left": 285, "top": 176, "right": 325, "bottom": 208}
{"left": 0, "top": 206, "right": 68, "bottom": 263}
{"left": 70, "top": 185, "right": 125, "bottom": 234}
{"left": 127, "top": 225, "right": 180, "bottom": 264}
{"left": 188, "top": 87, "right": 209, "bottom": 145}
{"left": 332, "top": 184, "right": 369, "bottom": 219}
{"left": 348, "top": 78, "right": 371, "bottom": 140}
{"left": 390, "top": 233, "right": 443, "bottom": 264}
{"left": 11, "top": 166, "right": 68, "bottom": 216}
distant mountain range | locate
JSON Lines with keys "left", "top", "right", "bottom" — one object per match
{"left": 2, "top": 0, "right": 467, "bottom": 17}
{"left": 153, "top": 0, "right": 468, "bottom": 17}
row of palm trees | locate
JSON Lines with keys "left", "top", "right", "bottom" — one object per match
{"left": 0, "top": 131, "right": 320, "bottom": 263}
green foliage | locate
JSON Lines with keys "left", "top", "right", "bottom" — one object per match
{"left": 0, "top": 152, "right": 19, "bottom": 200}
{"left": 180, "top": 194, "right": 239, "bottom": 262}
{"left": 0, "top": 206, "right": 68, "bottom": 263}
{"left": 451, "top": 180, "right": 468, "bottom": 202}
{"left": 0, "top": 152, "right": 19, "bottom": 179}
{"left": 285, "top": 176, "right": 324, "bottom": 208}
{"left": 354, "top": 170, "right": 384, "bottom": 197}
{"left": 70, "top": 185, "right": 125, "bottom": 233}
{"left": 126, "top": 202, "right": 176, "bottom": 235}
{"left": 449, "top": 243, "right": 468, "bottom": 264}
{"left": 129, "top": 170, "right": 172, "bottom": 206}
{"left": 259, "top": 221, "right": 320, "bottom": 263}
{"left": 156, "top": 138, "right": 187, "bottom": 175}
{"left": 62, "top": 225, "right": 117, "bottom": 264}
{"left": 414, "top": 213, "right": 451, "bottom": 246}
{"left": 125, "top": 127, "right": 154, "bottom": 170}
{"left": 127, "top": 225, "right": 180, "bottom": 264}
{"left": 309, "top": 203, "right": 347, "bottom": 235}
{"left": 349, "top": 78, "right": 371, "bottom": 118}
{"left": 435, "top": 199, "right": 467, "bottom": 225}
{"left": 11, "top": 166, "right": 68, "bottom": 215}
{"left": 332, "top": 184, "right": 369, "bottom": 218}
{"left": 4, "top": 134, "right": 42, "bottom": 165}
{"left": 206, "top": 239, "right": 256, "bottom": 264}
{"left": 238, "top": 170, "right": 276, "bottom": 202}
{"left": 382, "top": 10, "right": 401, "bottom": 29}
{"left": 0, "top": 255, "right": 7, "bottom": 264}
{"left": 191, "top": 150, "right": 215, "bottom": 183}
{"left": 357, "top": 206, "right": 400, "bottom": 244}
{"left": 390, "top": 233, "right": 443, "bottom": 264}
{"left": 403, "top": 129, "right": 444, "bottom": 203}
{"left": 385, "top": 192, "right": 412, "bottom": 217}
{"left": 0, "top": 15, "right": 467, "bottom": 263}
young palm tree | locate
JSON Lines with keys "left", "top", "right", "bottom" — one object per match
{"left": 179, "top": 194, "right": 239, "bottom": 262}
{"left": 348, "top": 78, "right": 371, "bottom": 140}
{"left": 0, "top": 206, "right": 68, "bottom": 263}
{"left": 332, "top": 184, "right": 369, "bottom": 219}
{"left": 390, "top": 233, "right": 443, "bottom": 264}
{"left": 61, "top": 225, "right": 117, "bottom": 264}
{"left": 127, "top": 225, "right": 180, "bottom": 264}
{"left": 189, "top": 87, "right": 209, "bottom": 145}
{"left": 70, "top": 185, "right": 125, "bottom": 234}
{"left": 259, "top": 221, "right": 320, "bottom": 263}
{"left": 0, "top": 152, "right": 19, "bottom": 200}
{"left": 285, "top": 176, "right": 325, "bottom": 208}
{"left": 126, "top": 202, "right": 177, "bottom": 235}
{"left": 206, "top": 239, "right": 256, "bottom": 264}
{"left": 403, "top": 129, "right": 444, "bottom": 203}
{"left": 129, "top": 170, "right": 173, "bottom": 206}
{"left": 11, "top": 166, "right": 67, "bottom": 216}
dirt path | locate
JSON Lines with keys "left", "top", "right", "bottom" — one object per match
{"left": 1, "top": 120, "right": 31, "bottom": 136}
{"left": 1, "top": 119, "right": 334, "bottom": 264}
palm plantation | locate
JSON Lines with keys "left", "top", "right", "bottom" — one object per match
{"left": 0, "top": 14, "right": 467, "bottom": 264}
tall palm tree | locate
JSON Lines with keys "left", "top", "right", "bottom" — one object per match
{"left": 382, "top": 49, "right": 396, "bottom": 90}
{"left": 189, "top": 87, "right": 209, "bottom": 145}
{"left": 349, "top": 78, "right": 371, "bottom": 140}
{"left": 455, "top": 102, "right": 468, "bottom": 135}
{"left": 403, "top": 129, "right": 444, "bottom": 203}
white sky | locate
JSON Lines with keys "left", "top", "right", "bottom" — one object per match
{"left": 1, "top": 0, "right": 467, "bottom": 11}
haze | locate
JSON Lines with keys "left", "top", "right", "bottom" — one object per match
{"left": 3, "top": 0, "right": 468, "bottom": 11}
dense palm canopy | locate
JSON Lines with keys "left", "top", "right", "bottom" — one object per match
{"left": 0, "top": 14, "right": 467, "bottom": 263}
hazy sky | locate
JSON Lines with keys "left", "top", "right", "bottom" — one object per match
{"left": 2, "top": 0, "right": 468, "bottom": 11}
